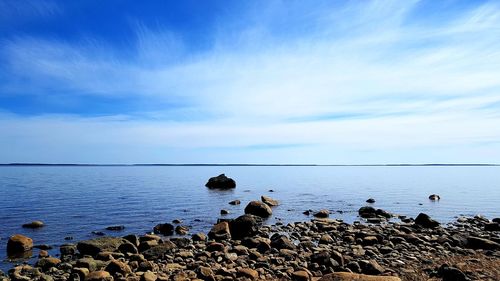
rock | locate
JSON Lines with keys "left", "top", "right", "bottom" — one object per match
{"left": 484, "top": 222, "right": 500, "bottom": 231}
{"left": 208, "top": 222, "right": 231, "bottom": 240}
{"left": 196, "top": 266, "right": 215, "bottom": 281}
{"left": 7, "top": 234, "right": 33, "bottom": 254}
{"left": 292, "top": 271, "right": 311, "bottom": 281}
{"left": 22, "top": 221, "right": 44, "bottom": 229}
{"left": 261, "top": 195, "right": 279, "bottom": 206}
{"left": 60, "top": 244, "right": 77, "bottom": 256}
{"left": 358, "top": 206, "right": 377, "bottom": 218}
{"left": 141, "top": 271, "right": 157, "bottom": 281}
{"left": 205, "top": 174, "right": 236, "bottom": 189}
{"left": 153, "top": 223, "right": 174, "bottom": 235}
{"left": 429, "top": 194, "right": 441, "bottom": 201}
{"left": 271, "top": 234, "right": 295, "bottom": 250}
{"left": 191, "top": 233, "right": 207, "bottom": 242}
{"left": 466, "top": 236, "right": 500, "bottom": 250}
{"left": 36, "top": 257, "right": 61, "bottom": 271}
{"left": 229, "top": 200, "right": 241, "bottom": 205}
{"left": 229, "top": 214, "right": 261, "bottom": 240}
{"left": 366, "top": 198, "right": 376, "bottom": 203}
{"left": 141, "top": 241, "right": 176, "bottom": 260}
{"left": 105, "top": 260, "right": 131, "bottom": 275}
{"left": 314, "top": 209, "right": 330, "bottom": 218}
{"left": 86, "top": 271, "right": 114, "bottom": 281}
{"left": 206, "top": 242, "right": 225, "bottom": 252}
{"left": 220, "top": 209, "right": 229, "bottom": 215}
{"left": 175, "top": 225, "right": 189, "bottom": 235}
{"left": 319, "top": 272, "right": 401, "bottom": 281}
{"left": 237, "top": 268, "right": 258, "bottom": 280}
{"left": 33, "top": 244, "right": 52, "bottom": 250}
{"left": 105, "top": 225, "right": 125, "bottom": 231}
{"left": 359, "top": 259, "right": 385, "bottom": 275}
{"left": 375, "top": 209, "right": 391, "bottom": 218}
{"left": 319, "top": 234, "right": 334, "bottom": 244}
{"left": 244, "top": 201, "right": 272, "bottom": 217}
{"left": 38, "top": 250, "right": 48, "bottom": 258}
{"left": 117, "top": 242, "right": 138, "bottom": 254}
{"left": 77, "top": 237, "right": 128, "bottom": 257}
{"left": 492, "top": 218, "right": 500, "bottom": 223}
{"left": 415, "top": 213, "right": 440, "bottom": 228}
{"left": 72, "top": 267, "right": 90, "bottom": 280}
{"left": 92, "top": 231, "right": 105, "bottom": 236}
{"left": 438, "top": 265, "right": 468, "bottom": 281}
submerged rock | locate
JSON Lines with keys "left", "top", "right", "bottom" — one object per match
{"left": 244, "top": 201, "right": 272, "bottom": 217}
{"left": 366, "top": 198, "right": 376, "bottom": 203}
{"left": 229, "top": 199, "right": 241, "bottom": 205}
{"left": 205, "top": 174, "right": 236, "bottom": 189}
{"left": 22, "top": 221, "right": 44, "bottom": 229}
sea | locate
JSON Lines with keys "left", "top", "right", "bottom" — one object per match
{"left": 1, "top": 165, "right": 499, "bottom": 271}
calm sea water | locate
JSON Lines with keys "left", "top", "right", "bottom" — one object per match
{"left": 1, "top": 166, "right": 499, "bottom": 270}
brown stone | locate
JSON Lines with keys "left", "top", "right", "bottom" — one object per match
{"left": 237, "top": 268, "right": 258, "bottom": 280}
{"left": 22, "top": 221, "right": 45, "bottom": 228}
{"left": 7, "top": 234, "right": 33, "bottom": 254}
{"left": 86, "top": 270, "right": 114, "bottom": 281}
{"left": 208, "top": 222, "right": 231, "bottom": 240}
{"left": 292, "top": 270, "right": 311, "bottom": 281}
{"left": 261, "top": 195, "right": 279, "bottom": 206}
{"left": 319, "top": 272, "right": 401, "bottom": 281}
{"left": 106, "top": 260, "right": 132, "bottom": 275}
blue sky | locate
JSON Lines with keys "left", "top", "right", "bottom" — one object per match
{"left": 1, "top": 0, "right": 500, "bottom": 164}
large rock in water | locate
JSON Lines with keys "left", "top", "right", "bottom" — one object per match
{"left": 415, "top": 213, "right": 440, "bottom": 228}
{"left": 320, "top": 272, "right": 401, "bottom": 281}
{"left": 229, "top": 214, "right": 262, "bottom": 240}
{"left": 7, "top": 234, "right": 33, "bottom": 254}
{"left": 261, "top": 195, "right": 279, "bottom": 206}
{"left": 22, "top": 221, "right": 44, "bottom": 229}
{"left": 205, "top": 174, "right": 236, "bottom": 189}
{"left": 77, "top": 237, "right": 129, "bottom": 257}
{"left": 244, "top": 201, "right": 272, "bottom": 217}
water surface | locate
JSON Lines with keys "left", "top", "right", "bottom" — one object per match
{"left": 1, "top": 166, "right": 499, "bottom": 271}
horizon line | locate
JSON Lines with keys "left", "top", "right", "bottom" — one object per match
{"left": 0, "top": 163, "right": 499, "bottom": 167}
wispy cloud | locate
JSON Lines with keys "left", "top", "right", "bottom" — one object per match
{"left": 1, "top": 0, "right": 500, "bottom": 163}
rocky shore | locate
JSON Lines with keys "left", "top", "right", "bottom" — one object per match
{"left": 2, "top": 193, "right": 499, "bottom": 281}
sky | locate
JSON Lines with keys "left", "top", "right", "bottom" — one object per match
{"left": 1, "top": 0, "right": 500, "bottom": 164}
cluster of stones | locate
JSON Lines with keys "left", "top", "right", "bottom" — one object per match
{"left": 3, "top": 207, "right": 499, "bottom": 281}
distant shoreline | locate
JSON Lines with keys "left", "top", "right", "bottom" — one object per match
{"left": 0, "top": 163, "right": 498, "bottom": 167}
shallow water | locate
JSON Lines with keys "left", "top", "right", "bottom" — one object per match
{"left": 1, "top": 166, "right": 499, "bottom": 271}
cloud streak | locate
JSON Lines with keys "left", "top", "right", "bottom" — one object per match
{"left": 1, "top": 0, "right": 500, "bottom": 163}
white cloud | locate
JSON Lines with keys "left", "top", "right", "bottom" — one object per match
{"left": 1, "top": 0, "right": 500, "bottom": 163}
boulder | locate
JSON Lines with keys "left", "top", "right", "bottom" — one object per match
{"left": 7, "top": 234, "right": 33, "bottom": 254}
{"left": 270, "top": 234, "right": 295, "bottom": 250}
{"left": 429, "top": 194, "right": 441, "bottom": 201}
{"left": 229, "top": 214, "right": 261, "bottom": 240}
{"left": 244, "top": 201, "right": 272, "bottom": 217}
{"left": 220, "top": 209, "right": 229, "bottom": 215}
{"left": 358, "top": 206, "right": 377, "bottom": 218}
{"left": 438, "top": 265, "right": 468, "bottom": 281}
{"left": 22, "top": 221, "right": 44, "bottom": 229}
{"left": 153, "top": 223, "right": 174, "bottom": 236}
{"left": 141, "top": 241, "right": 177, "bottom": 260}
{"left": 314, "top": 209, "right": 330, "bottom": 218}
{"left": 319, "top": 272, "right": 401, "bottom": 281}
{"left": 366, "top": 198, "right": 376, "bottom": 203}
{"left": 415, "top": 213, "right": 440, "bottom": 228}
{"left": 205, "top": 174, "right": 236, "bottom": 189}
{"left": 261, "top": 195, "right": 279, "bottom": 206}
{"left": 292, "top": 270, "right": 311, "bottom": 281}
{"left": 208, "top": 222, "right": 231, "bottom": 240}
{"left": 466, "top": 236, "right": 500, "bottom": 250}
{"left": 77, "top": 237, "right": 128, "bottom": 257}
{"left": 196, "top": 266, "right": 215, "bottom": 281}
